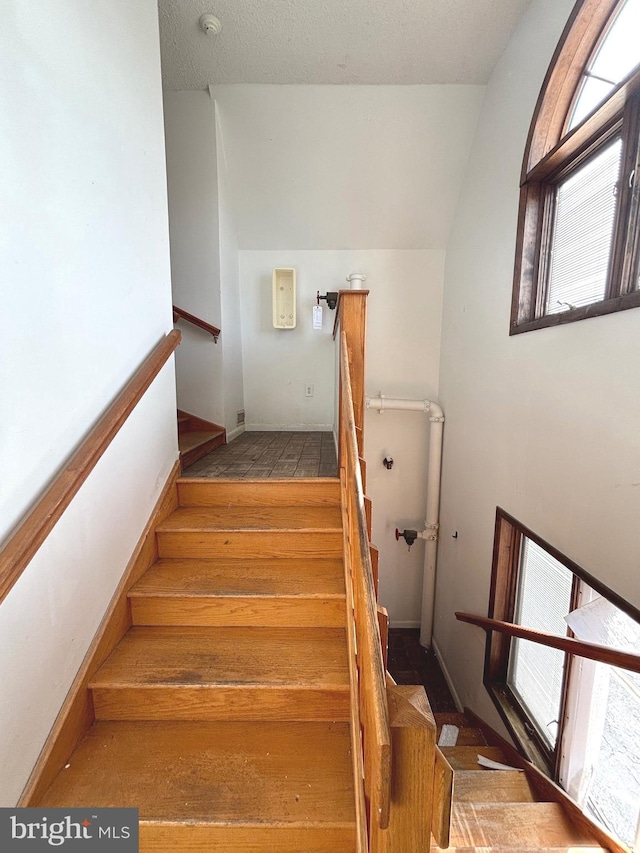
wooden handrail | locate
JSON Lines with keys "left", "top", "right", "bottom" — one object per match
{"left": 456, "top": 611, "right": 640, "bottom": 674}
{"left": 0, "top": 330, "right": 181, "bottom": 606}
{"left": 340, "top": 334, "right": 392, "bottom": 833}
{"left": 172, "top": 305, "right": 220, "bottom": 341}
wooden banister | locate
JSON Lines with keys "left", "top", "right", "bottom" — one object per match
{"left": 456, "top": 611, "right": 640, "bottom": 674}
{"left": 0, "top": 330, "right": 181, "bottom": 606}
{"left": 172, "top": 305, "right": 220, "bottom": 342}
{"left": 340, "top": 336, "right": 392, "bottom": 833}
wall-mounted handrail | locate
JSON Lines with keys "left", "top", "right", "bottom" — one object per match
{"left": 172, "top": 305, "right": 220, "bottom": 342}
{"left": 456, "top": 611, "right": 640, "bottom": 674}
{"left": 0, "top": 330, "right": 181, "bottom": 606}
{"left": 340, "top": 334, "right": 392, "bottom": 833}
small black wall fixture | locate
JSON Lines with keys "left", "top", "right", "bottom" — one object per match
{"left": 316, "top": 291, "right": 339, "bottom": 310}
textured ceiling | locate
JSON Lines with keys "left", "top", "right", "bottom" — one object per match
{"left": 158, "top": 0, "right": 532, "bottom": 90}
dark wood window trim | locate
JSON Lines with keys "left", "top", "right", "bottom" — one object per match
{"left": 511, "top": 0, "right": 640, "bottom": 334}
{"left": 484, "top": 508, "right": 640, "bottom": 780}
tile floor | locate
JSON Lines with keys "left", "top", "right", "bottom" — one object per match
{"left": 184, "top": 431, "right": 339, "bottom": 479}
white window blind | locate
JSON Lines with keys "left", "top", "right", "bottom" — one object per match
{"left": 545, "top": 138, "right": 622, "bottom": 315}
{"left": 508, "top": 538, "right": 574, "bottom": 748}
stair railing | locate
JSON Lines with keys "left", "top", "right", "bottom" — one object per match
{"left": 172, "top": 305, "right": 220, "bottom": 342}
{"left": 339, "top": 334, "right": 392, "bottom": 844}
{"left": 0, "top": 331, "right": 181, "bottom": 606}
{"left": 339, "top": 329, "right": 438, "bottom": 852}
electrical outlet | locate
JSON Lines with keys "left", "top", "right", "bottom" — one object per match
{"left": 305, "top": 384, "right": 314, "bottom": 398}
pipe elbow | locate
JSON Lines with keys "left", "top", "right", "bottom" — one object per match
{"left": 428, "top": 401, "right": 445, "bottom": 423}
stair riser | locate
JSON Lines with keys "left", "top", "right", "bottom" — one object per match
{"left": 130, "top": 596, "right": 346, "bottom": 628}
{"left": 156, "top": 531, "right": 343, "bottom": 560}
{"left": 180, "top": 434, "right": 226, "bottom": 468}
{"left": 92, "top": 687, "right": 350, "bottom": 722}
{"left": 178, "top": 479, "right": 341, "bottom": 508}
{"left": 140, "top": 823, "right": 357, "bottom": 852}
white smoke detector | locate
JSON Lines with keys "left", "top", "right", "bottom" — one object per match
{"left": 199, "top": 14, "right": 222, "bottom": 36}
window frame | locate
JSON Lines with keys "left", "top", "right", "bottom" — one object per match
{"left": 511, "top": 0, "right": 640, "bottom": 334}
{"left": 484, "top": 509, "right": 640, "bottom": 778}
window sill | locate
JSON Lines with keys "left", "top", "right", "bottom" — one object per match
{"left": 510, "top": 289, "right": 640, "bottom": 334}
{"left": 485, "top": 683, "right": 554, "bottom": 777}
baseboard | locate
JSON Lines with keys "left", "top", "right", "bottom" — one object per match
{"left": 18, "top": 459, "right": 181, "bottom": 806}
{"left": 431, "top": 637, "right": 464, "bottom": 712}
{"left": 226, "top": 424, "right": 245, "bottom": 443}
{"left": 389, "top": 620, "right": 421, "bottom": 629}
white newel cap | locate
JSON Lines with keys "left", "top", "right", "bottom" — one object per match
{"left": 346, "top": 273, "right": 367, "bottom": 289}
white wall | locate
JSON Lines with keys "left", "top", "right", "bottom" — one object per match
{"left": 211, "top": 85, "right": 485, "bottom": 249}
{"left": 216, "top": 107, "right": 245, "bottom": 439}
{"left": 435, "top": 0, "right": 640, "bottom": 727}
{"left": 240, "top": 249, "right": 444, "bottom": 624}
{"left": 363, "top": 252, "right": 445, "bottom": 627}
{"left": 164, "top": 91, "right": 224, "bottom": 424}
{"left": 0, "top": 0, "right": 176, "bottom": 804}
{"left": 239, "top": 251, "right": 337, "bottom": 430}
{"left": 163, "top": 92, "right": 245, "bottom": 434}
{"left": 225, "top": 84, "right": 470, "bottom": 622}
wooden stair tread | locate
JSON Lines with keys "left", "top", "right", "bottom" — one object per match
{"left": 129, "top": 558, "right": 345, "bottom": 597}
{"left": 178, "top": 478, "right": 341, "bottom": 507}
{"left": 91, "top": 626, "right": 350, "bottom": 687}
{"left": 453, "top": 770, "right": 538, "bottom": 803}
{"left": 439, "top": 727, "right": 487, "bottom": 746}
{"left": 447, "top": 803, "right": 603, "bottom": 848}
{"left": 432, "top": 847, "right": 608, "bottom": 852}
{"left": 435, "top": 712, "right": 488, "bottom": 745}
{"left": 38, "top": 720, "right": 356, "bottom": 825}
{"left": 157, "top": 505, "right": 342, "bottom": 531}
{"left": 440, "top": 746, "right": 510, "bottom": 770}
{"left": 178, "top": 429, "right": 225, "bottom": 454}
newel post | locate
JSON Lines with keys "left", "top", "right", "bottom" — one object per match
{"left": 336, "top": 289, "right": 369, "bottom": 463}
{"left": 374, "top": 685, "right": 437, "bottom": 853}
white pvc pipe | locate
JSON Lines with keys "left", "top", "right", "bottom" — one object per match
{"left": 365, "top": 396, "right": 429, "bottom": 413}
{"left": 421, "top": 402, "right": 444, "bottom": 648}
{"left": 365, "top": 394, "right": 445, "bottom": 648}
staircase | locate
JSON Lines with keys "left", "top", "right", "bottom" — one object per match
{"left": 432, "top": 711, "right": 619, "bottom": 853}
{"left": 177, "top": 409, "right": 226, "bottom": 468}
{"left": 30, "top": 478, "right": 625, "bottom": 852}
{"left": 15, "top": 289, "right": 627, "bottom": 852}
{"left": 37, "top": 477, "right": 357, "bottom": 852}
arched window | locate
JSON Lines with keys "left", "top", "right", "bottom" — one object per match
{"left": 511, "top": 0, "right": 640, "bottom": 333}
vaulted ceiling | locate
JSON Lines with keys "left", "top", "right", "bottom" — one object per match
{"left": 158, "top": 0, "right": 532, "bottom": 90}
